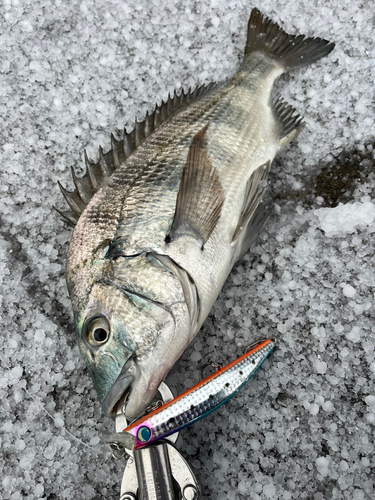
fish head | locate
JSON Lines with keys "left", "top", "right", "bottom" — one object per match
{"left": 68, "top": 250, "right": 198, "bottom": 420}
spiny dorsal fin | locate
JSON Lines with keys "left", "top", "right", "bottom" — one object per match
{"left": 232, "top": 160, "right": 271, "bottom": 243}
{"left": 272, "top": 95, "right": 304, "bottom": 148}
{"left": 166, "top": 124, "right": 225, "bottom": 247}
{"left": 56, "top": 84, "right": 218, "bottom": 227}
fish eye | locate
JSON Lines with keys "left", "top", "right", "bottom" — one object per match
{"left": 86, "top": 317, "right": 110, "bottom": 347}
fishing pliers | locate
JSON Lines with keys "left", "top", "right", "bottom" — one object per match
{"left": 113, "top": 382, "right": 200, "bottom": 500}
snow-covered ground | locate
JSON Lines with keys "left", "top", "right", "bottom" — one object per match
{"left": 1, "top": 0, "right": 374, "bottom": 499}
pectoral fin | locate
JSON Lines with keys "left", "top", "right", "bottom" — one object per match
{"left": 166, "top": 124, "right": 225, "bottom": 247}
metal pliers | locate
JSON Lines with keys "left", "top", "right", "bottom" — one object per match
{"left": 112, "top": 382, "right": 200, "bottom": 500}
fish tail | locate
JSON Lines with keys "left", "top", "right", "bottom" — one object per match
{"left": 245, "top": 8, "right": 335, "bottom": 70}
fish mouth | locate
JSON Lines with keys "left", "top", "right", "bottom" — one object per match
{"left": 102, "top": 357, "right": 137, "bottom": 417}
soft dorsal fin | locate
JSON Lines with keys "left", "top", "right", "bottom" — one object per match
{"left": 272, "top": 95, "right": 304, "bottom": 148}
{"left": 55, "top": 84, "right": 218, "bottom": 228}
{"left": 166, "top": 124, "right": 225, "bottom": 247}
{"left": 232, "top": 160, "right": 271, "bottom": 243}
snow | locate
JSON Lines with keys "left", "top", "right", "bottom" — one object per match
{"left": 1, "top": 0, "right": 374, "bottom": 499}
{"left": 314, "top": 201, "right": 375, "bottom": 237}
{"left": 316, "top": 456, "right": 330, "bottom": 477}
{"left": 341, "top": 283, "right": 357, "bottom": 298}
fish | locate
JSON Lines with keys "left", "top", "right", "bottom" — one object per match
{"left": 106, "top": 339, "right": 274, "bottom": 450}
{"left": 56, "top": 8, "right": 334, "bottom": 420}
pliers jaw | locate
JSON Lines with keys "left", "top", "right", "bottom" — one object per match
{"left": 113, "top": 382, "right": 200, "bottom": 500}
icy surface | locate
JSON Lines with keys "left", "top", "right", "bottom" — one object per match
{"left": 1, "top": 0, "right": 374, "bottom": 499}
{"left": 314, "top": 201, "right": 375, "bottom": 237}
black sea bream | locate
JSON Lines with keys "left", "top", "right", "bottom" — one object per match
{"left": 57, "top": 8, "right": 334, "bottom": 420}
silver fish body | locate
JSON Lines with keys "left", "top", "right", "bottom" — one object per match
{"left": 60, "top": 9, "right": 334, "bottom": 419}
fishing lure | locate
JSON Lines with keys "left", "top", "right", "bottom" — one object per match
{"left": 107, "top": 339, "right": 274, "bottom": 450}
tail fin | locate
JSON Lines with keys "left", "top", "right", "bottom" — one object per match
{"left": 245, "top": 8, "right": 335, "bottom": 70}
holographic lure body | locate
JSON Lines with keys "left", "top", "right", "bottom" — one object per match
{"left": 113, "top": 339, "right": 274, "bottom": 450}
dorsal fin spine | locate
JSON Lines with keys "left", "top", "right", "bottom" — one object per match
{"left": 123, "top": 130, "right": 131, "bottom": 158}
{"left": 99, "top": 145, "right": 111, "bottom": 177}
{"left": 126, "top": 129, "right": 136, "bottom": 156}
{"left": 144, "top": 111, "right": 152, "bottom": 138}
{"left": 84, "top": 150, "right": 100, "bottom": 191}
{"left": 167, "top": 93, "right": 173, "bottom": 115}
{"left": 160, "top": 100, "right": 167, "bottom": 122}
{"left": 53, "top": 205, "right": 79, "bottom": 228}
{"left": 58, "top": 182, "right": 86, "bottom": 215}
{"left": 135, "top": 118, "right": 145, "bottom": 148}
{"left": 154, "top": 106, "right": 161, "bottom": 128}
{"left": 71, "top": 167, "right": 91, "bottom": 204}
{"left": 111, "top": 134, "right": 121, "bottom": 168}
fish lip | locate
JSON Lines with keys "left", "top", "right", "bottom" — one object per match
{"left": 102, "top": 358, "right": 136, "bottom": 417}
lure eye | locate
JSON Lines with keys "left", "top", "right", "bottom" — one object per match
{"left": 137, "top": 426, "right": 151, "bottom": 443}
{"left": 86, "top": 317, "right": 110, "bottom": 347}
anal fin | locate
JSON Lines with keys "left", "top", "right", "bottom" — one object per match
{"left": 236, "top": 203, "right": 270, "bottom": 262}
{"left": 272, "top": 95, "right": 304, "bottom": 148}
{"left": 232, "top": 160, "right": 271, "bottom": 244}
{"left": 166, "top": 124, "right": 225, "bottom": 247}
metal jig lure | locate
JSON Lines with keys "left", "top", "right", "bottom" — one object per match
{"left": 106, "top": 339, "right": 274, "bottom": 451}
